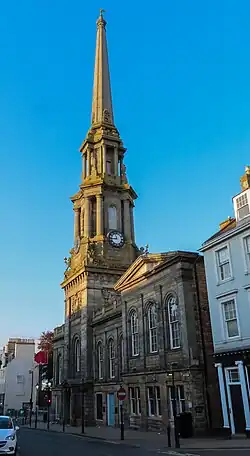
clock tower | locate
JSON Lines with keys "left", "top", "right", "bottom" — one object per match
{"left": 61, "top": 10, "right": 138, "bottom": 424}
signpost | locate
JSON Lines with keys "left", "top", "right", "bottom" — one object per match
{"left": 117, "top": 387, "right": 126, "bottom": 440}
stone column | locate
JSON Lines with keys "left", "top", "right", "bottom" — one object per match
{"left": 120, "top": 158, "right": 123, "bottom": 176}
{"left": 87, "top": 149, "right": 91, "bottom": 176}
{"left": 84, "top": 198, "right": 90, "bottom": 238}
{"left": 215, "top": 363, "right": 230, "bottom": 430}
{"left": 114, "top": 146, "right": 118, "bottom": 176}
{"left": 84, "top": 155, "right": 87, "bottom": 179}
{"left": 74, "top": 208, "right": 80, "bottom": 241}
{"left": 103, "top": 144, "right": 106, "bottom": 174}
{"left": 80, "top": 206, "right": 84, "bottom": 237}
{"left": 123, "top": 199, "right": 131, "bottom": 241}
{"left": 235, "top": 360, "right": 250, "bottom": 433}
{"left": 130, "top": 204, "right": 135, "bottom": 243}
{"left": 82, "top": 155, "right": 86, "bottom": 180}
{"left": 96, "top": 195, "right": 103, "bottom": 236}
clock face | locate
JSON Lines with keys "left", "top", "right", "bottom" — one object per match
{"left": 108, "top": 230, "right": 125, "bottom": 248}
{"left": 74, "top": 237, "right": 80, "bottom": 253}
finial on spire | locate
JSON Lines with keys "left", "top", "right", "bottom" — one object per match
{"left": 97, "top": 8, "right": 106, "bottom": 27}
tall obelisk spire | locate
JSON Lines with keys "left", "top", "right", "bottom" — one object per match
{"left": 91, "top": 9, "right": 114, "bottom": 126}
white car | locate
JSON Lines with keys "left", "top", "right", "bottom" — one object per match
{"left": 0, "top": 416, "right": 19, "bottom": 455}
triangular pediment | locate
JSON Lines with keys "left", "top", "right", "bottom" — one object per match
{"left": 114, "top": 253, "right": 170, "bottom": 292}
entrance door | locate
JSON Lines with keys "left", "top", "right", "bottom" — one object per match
{"left": 226, "top": 367, "right": 246, "bottom": 434}
{"left": 230, "top": 384, "right": 246, "bottom": 433}
{"left": 107, "top": 393, "right": 115, "bottom": 426}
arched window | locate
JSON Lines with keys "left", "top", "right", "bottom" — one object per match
{"left": 108, "top": 205, "right": 117, "bottom": 230}
{"left": 119, "top": 335, "right": 124, "bottom": 375}
{"left": 108, "top": 339, "right": 115, "bottom": 379}
{"left": 148, "top": 303, "right": 158, "bottom": 353}
{"left": 74, "top": 338, "right": 80, "bottom": 373}
{"left": 131, "top": 311, "right": 139, "bottom": 356}
{"left": 167, "top": 296, "right": 181, "bottom": 349}
{"left": 97, "top": 342, "right": 104, "bottom": 379}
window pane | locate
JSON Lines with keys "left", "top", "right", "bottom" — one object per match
{"left": 131, "top": 312, "right": 139, "bottom": 355}
{"left": 220, "top": 262, "right": 231, "bottom": 280}
{"left": 217, "top": 247, "right": 229, "bottom": 264}
{"left": 107, "top": 160, "right": 112, "bottom": 175}
{"left": 108, "top": 206, "right": 117, "bottom": 230}
{"left": 228, "top": 368, "right": 240, "bottom": 382}
{"left": 224, "top": 300, "right": 236, "bottom": 319}
{"left": 227, "top": 319, "right": 239, "bottom": 338}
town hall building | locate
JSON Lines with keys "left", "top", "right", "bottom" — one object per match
{"left": 52, "top": 11, "right": 220, "bottom": 435}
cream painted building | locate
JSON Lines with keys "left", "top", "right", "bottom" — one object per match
{"left": 0, "top": 338, "right": 39, "bottom": 413}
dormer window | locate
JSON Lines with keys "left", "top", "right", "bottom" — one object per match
{"left": 236, "top": 193, "right": 249, "bottom": 220}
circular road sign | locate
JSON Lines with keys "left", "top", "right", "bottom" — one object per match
{"left": 117, "top": 387, "right": 126, "bottom": 401}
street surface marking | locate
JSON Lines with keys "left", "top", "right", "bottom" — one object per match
{"left": 157, "top": 451, "right": 200, "bottom": 456}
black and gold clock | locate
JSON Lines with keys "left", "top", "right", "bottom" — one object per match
{"left": 107, "top": 230, "right": 125, "bottom": 248}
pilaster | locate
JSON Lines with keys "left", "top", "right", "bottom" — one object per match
{"left": 103, "top": 144, "right": 106, "bottom": 174}
{"left": 96, "top": 195, "right": 104, "bottom": 236}
{"left": 74, "top": 208, "right": 81, "bottom": 241}
{"left": 235, "top": 360, "right": 250, "bottom": 434}
{"left": 84, "top": 198, "right": 90, "bottom": 238}
{"left": 123, "top": 199, "right": 131, "bottom": 241}
{"left": 215, "top": 363, "right": 230, "bottom": 431}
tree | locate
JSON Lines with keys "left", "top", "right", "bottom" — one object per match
{"left": 38, "top": 330, "right": 54, "bottom": 354}
{"left": 37, "top": 331, "right": 54, "bottom": 383}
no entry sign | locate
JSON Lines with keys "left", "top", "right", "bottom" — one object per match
{"left": 117, "top": 387, "right": 126, "bottom": 401}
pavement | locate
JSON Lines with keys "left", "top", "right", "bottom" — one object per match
{"left": 21, "top": 419, "right": 250, "bottom": 451}
{"left": 17, "top": 427, "right": 250, "bottom": 456}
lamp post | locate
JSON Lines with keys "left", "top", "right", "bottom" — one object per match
{"left": 29, "top": 369, "right": 34, "bottom": 428}
{"left": 81, "top": 378, "right": 85, "bottom": 434}
{"left": 35, "top": 384, "right": 39, "bottom": 429}
{"left": 47, "top": 381, "right": 52, "bottom": 431}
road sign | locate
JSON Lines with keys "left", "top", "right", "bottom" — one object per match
{"left": 117, "top": 387, "right": 126, "bottom": 401}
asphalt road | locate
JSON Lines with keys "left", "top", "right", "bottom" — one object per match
{"left": 17, "top": 428, "right": 250, "bottom": 456}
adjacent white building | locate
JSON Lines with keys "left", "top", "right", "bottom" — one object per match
{"left": 200, "top": 166, "right": 250, "bottom": 437}
{"left": 0, "top": 338, "right": 39, "bottom": 413}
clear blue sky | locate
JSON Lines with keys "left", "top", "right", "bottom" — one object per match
{"left": 1, "top": 0, "right": 250, "bottom": 345}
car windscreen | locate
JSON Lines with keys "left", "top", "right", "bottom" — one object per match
{"left": 0, "top": 418, "right": 13, "bottom": 429}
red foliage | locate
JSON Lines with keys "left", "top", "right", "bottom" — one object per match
{"left": 38, "top": 331, "right": 54, "bottom": 353}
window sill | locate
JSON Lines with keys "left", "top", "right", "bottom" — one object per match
{"left": 131, "top": 354, "right": 139, "bottom": 358}
{"left": 148, "top": 415, "right": 162, "bottom": 419}
{"left": 216, "top": 277, "right": 234, "bottom": 286}
{"left": 222, "top": 335, "right": 241, "bottom": 343}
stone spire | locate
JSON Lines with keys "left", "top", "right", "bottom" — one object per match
{"left": 91, "top": 9, "right": 114, "bottom": 126}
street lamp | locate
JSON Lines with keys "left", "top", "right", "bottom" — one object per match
{"left": 29, "top": 369, "right": 34, "bottom": 428}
